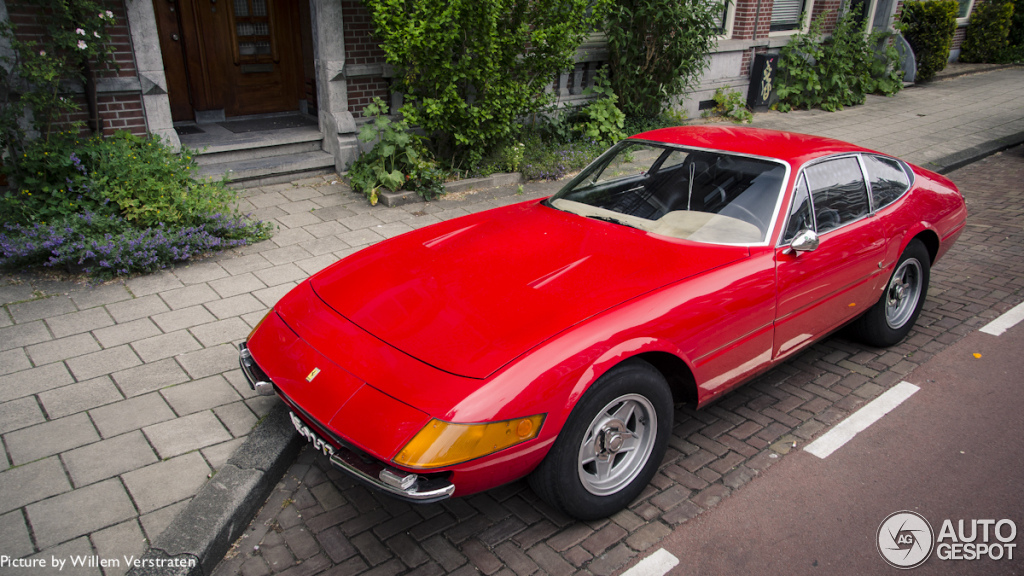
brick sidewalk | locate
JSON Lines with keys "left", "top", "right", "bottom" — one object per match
{"left": 0, "top": 67, "right": 1021, "bottom": 574}
{"left": 210, "top": 147, "right": 1024, "bottom": 576}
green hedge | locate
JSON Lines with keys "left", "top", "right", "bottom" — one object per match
{"left": 899, "top": 0, "right": 959, "bottom": 81}
{"left": 960, "top": 0, "right": 1015, "bottom": 62}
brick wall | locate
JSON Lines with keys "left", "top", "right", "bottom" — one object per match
{"left": 731, "top": 0, "right": 774, "bottom": 40}
{"left": 810, "top": 0, "right": 843, "bottom": 31}
{"left": 347, "top": 76, "right": 390, "bottom": 118}
{"left": 7, "top": 0, "right": 135, "bottom": 79}
{"left": 342, "top": 0, "right": 390, "bottom": 117}
{"left": 98, "top": 94, "right": 147, "bottom": 136}
{"left": 7, "top": 0, "right": 146, "bottom": 137}
{"left": 952, "top": 26, "right": 967, "bottom": 49}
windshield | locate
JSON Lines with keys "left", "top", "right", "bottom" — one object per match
{"left": 548, "top": 141, "right": 787, "bottom": 245}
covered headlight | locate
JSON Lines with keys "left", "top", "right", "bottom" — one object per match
{"left": 394, "top": 415, "right": 545, "bottom": 469}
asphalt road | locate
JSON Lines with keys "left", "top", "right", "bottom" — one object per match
{"left": 643, "top": 309, "right": 1024, "bottom": 575}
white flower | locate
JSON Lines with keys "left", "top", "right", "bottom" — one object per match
{"left": 39, "top": 50, "right": 46, "bottom": 56}
{"left": 77, "top": 40, "right": 88, "bottom": 50}
{"left": 105, "top": 10, "right": 114, "bottom": 18}
{"left": 76, "top": 28, "right": 86, "bottom": 35}
{"left": 93, "top": 31, "right": 100, "bottom": 38}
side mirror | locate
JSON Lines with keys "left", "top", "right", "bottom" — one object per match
{"left": 789, "top": 229, "right": 819, "bottom": 253}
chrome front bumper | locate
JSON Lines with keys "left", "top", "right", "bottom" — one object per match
{"left": 238, "top": 342, "right": 455, "bottom": 503}
{"left": 328, "top": 443, "right": 456, "bottom": 503}
{"left": 239, "top": 343, "right": 276, "bottom": 396}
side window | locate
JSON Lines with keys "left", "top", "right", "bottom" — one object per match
{"left": 864, "top": 154, "right": 910, "bottom": 210}
{"left": 805, "top": 157, "right": 869, "bottom": 234}
{"left": 783, "top": 173, "right": 814, "bottom": 243}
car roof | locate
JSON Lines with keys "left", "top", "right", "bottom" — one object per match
{"left": 630, "top": 126, "right": 873, "bottom": 166}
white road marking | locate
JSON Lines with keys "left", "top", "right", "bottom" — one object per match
{"left": 621, "top": 549, "right": 679, "bottom": 576}
{"left": 804, "top": 381, "right": 920, "bottom": 459}
{"left": 979, "top": 301, "right": 1024, "bottom": 336}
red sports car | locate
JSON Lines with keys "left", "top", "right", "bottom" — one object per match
{"left": 240, "top": 126, "right": 966, "bottom": 519}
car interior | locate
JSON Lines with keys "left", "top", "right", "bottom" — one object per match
{"left": 551, "top": 143, "right": 787, "bottom": 244}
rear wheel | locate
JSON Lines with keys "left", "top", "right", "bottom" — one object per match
{"left": 853, "top": 239, "right": 930, "bottom": 347}
{"left": 529, "top": 359, "right": 672, "bottom": 520}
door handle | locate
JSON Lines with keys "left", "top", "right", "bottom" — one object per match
{"left": 171, "top": 33, "right": 180, "bottom": 41}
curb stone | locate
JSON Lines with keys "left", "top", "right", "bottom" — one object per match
{"left": 926, "top": 131, "right": 1024, "bottom": 175}
{"left": 379, "top": 172, "right": 524, "bottom": 207}
{"left": 128, "top": 403, "right": 302, "bottom": 576}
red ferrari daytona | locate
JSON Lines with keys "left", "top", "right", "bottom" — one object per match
{"left": 241, "top": 126, "right": 966, "bottom": 519}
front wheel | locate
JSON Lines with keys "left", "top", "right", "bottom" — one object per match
{"left": 853, "top": 239, "right": 930, "bottom": 347}
{"left": 529, "top": 359, "right": 672, "bottom": 520}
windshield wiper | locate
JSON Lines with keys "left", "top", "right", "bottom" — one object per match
{"left": 586, "top": 214, "right": 638, "bottom": 229}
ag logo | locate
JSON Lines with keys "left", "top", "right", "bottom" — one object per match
{"left": 878, "top": 511, "right": 934, "bottom": 569}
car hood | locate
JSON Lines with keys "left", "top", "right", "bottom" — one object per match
{"left": 311, "top": 200, "right": 748, "bottom": 379}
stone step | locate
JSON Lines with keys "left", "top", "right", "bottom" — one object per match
{"left": 181, "top": 124, "right": 325, "bottom": 166}
{"left": 195, "top": 138, "right": 324, "bottom": 166}
{"left": 197, "top": 150, "right": 337, "bottom": 188}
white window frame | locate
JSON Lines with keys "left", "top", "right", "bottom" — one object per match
{"left": 768, "top": 0, "right": 816, "bottom": 37}
{"left": 717, "top": 0, "right": 737, "bottom": 40}
{"left": 955, "top": 0, "right": 975, "bottom": 25}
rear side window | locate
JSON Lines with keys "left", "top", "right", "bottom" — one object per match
{"left": 864, "top": 154, "right": 910, "bottom": 209}
{"left": 804, "top": 158, "right": 869, "bottom": 234}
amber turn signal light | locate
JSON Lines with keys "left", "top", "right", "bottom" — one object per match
{"left": 394, "top": 415, "right": 545, "bottom": 469}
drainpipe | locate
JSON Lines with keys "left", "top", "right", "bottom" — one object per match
{"left": 751, "top": 0, "right": 764, "bottom": 73}
{"left": 82, "top": 60, "right": 102, "bottom": 135}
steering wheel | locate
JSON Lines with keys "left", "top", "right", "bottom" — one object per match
{"left": 729, "top": 204, "right": 766, "bottom": 232}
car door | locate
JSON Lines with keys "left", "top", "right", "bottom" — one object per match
{"left": 774, "top": 155, "right": 887, "bottom": 359}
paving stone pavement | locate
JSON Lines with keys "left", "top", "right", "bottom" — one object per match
{"left": 0, "top": 66, "right": 1021, "bottom": 575}
{"left": 209, "top": 145, "right": 1024, "bottom": 576}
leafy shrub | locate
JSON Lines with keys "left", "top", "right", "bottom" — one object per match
{"left": 365, "top": 0, "right": 604, "bottom": 166}
{"left": 899, "top": 0, "right": 958, "bottom": 81}
{"left": 622, "top": 112, "right": 687, "bottom": 136}
{"left": 0, "top": 212, "right": 270, "bottom": 279}
{"left": 0, "top": 131, "right": 272, "bottom": 278}
{"left": 960, "top": 0, "right": 1015, "bottom": 62}
{"left": 2, "top": 131, "right": 244, "bottom": 228}
{"left": 1005, "top": 0, "right": 1024, "bottom": 61}
{"left": 347, "top": 98, "right": 444, "bottom": 205}
{"left": 577, "top": 71, "right": 627, "bottom": 144}
{"left": 518, "top": 133, "right": 605, "bottom": 181}
{"left": 776, "top": 7, "right": 903, "bottom": 112}
{"left": 703, "top": 86, "right": 753, "bottom": 123}
{"left": 605, "top": 0, "right": 721, "bottom": 117}
{"left": 499, "top": 142, "right": 526, "bottom": 173}
{"left": 0, "top": 2, "right": 119, "bottom": 157}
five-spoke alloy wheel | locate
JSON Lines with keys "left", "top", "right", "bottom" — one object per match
{"left": 530, "top": 359, "right": 672, "bottom": 520}
{"left": 854, "top": 238, "right": 931, "bottom": 347}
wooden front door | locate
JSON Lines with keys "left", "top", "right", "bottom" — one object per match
{"left": 154, "top": 0, "right": 305, "bottom": 122}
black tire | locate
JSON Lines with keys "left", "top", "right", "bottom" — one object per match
{"left": 529, "top": 358, "right": 673, "bottom": 520}
{"left": 853, "top": 239, "right": 930, "bottom": 347}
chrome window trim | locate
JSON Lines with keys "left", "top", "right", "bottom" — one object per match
{"left": 862, "top": 153, "right": 913, "bottom": 212}
{"left": 553, "top": 138, "right": 792, "bottom": 248}
{"left": 775, "top": 152, "right": 874, "bottom": 248}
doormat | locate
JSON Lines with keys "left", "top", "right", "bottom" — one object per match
{"left": 175, "top": 125, "right": 205, "bottom": 136}
{"left": 218, "top": 115, "right": 318, "bottom": 134}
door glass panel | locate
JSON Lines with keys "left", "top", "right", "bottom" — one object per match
{"left": 863, "top": 155, "right": 910, "bottom": 210}
{"left": 234, "top": 0, "right": 272, "bottom": 62}
{"left": 783, "top": 174, "right": 814, "bottom": 243}
{"left": 805, "top": 158, "right": 869, "bottom": 234}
